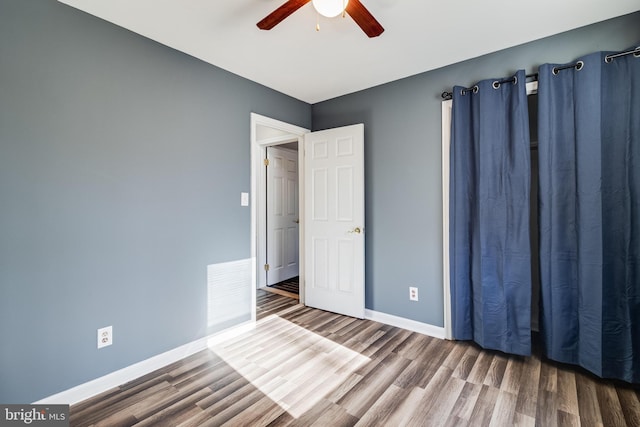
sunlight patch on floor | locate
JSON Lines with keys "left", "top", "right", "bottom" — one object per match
{"left": 207, "top": 314, "right": 370, "bottom": 418}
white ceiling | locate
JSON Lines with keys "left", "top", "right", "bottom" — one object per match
{"left": 57, "top": 0, "right": 639, "bottom": 104}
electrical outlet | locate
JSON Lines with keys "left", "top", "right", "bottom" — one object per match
{"left": 409, "top": 287, "right": 419, "bottom": 301}
{"left": 97, "top": 326, "right": 112, "bottom": 349}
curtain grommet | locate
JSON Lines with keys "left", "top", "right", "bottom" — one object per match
{"left": 575, "top": 60, "right": 584, "bottom": 71}
{"left": 473, "top": 85, "right": 479, "bottom": 94}
{"left": 492, "top": 81, "right": 500, "bottom": 89}
{"left": 552, "top": 67, "right": 559, "bottom": 75}
{"left": 513, "top": 76, "right": 518, "bottom": 85}
{"left": 634, "top": 46, "right": 640, "bottom": 58}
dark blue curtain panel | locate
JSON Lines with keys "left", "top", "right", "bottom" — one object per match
{"left": 450, "top": 69, "right": 532, "bottom": 356}
{"left": 538, "top": 47, "right": 640, "bottom": 383}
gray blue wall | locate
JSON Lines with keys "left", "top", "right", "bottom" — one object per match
{"left": 312, "top": 11, "right": 640, "bottom": 327}
{"left": 0, "top": 0, "right": 310, "bottom": 403}
{"left": 2, "top": 0, "right": 639, "bottom": 405}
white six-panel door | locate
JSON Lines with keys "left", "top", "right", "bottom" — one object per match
{"left": 304, "top": 124, "right": 364, "bottom": 318}
{"left": 267, "top": 146, "right": 299, "bottom": 285}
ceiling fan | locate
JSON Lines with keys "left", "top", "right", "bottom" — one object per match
{"left": 257, "top": 0, "right": 384, "bottom": 38}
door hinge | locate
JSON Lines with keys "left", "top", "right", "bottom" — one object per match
{"left": 264, "top": 158, "right": 269, "bottom": 166}
{"left": 264, "top": 263, "right": 270, "bottom": 271}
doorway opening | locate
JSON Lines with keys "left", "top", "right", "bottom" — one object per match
{"left": 265, "top": 142, "right": 300, "bottom": 299}
{"left": 251, "top": 114, "right": 366, "bottom": 321}
{"left": 250, "top": 113, "right": 309, "bottom": 321}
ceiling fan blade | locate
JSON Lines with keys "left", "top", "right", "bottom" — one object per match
{"left": 345, "top": 0, "right": 384, "bottom": 38}
{"left": 257, "top": 0, "right": 312, "bottom": 30}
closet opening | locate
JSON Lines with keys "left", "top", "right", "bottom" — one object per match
{"left": 441, "top": 80, "right": 540, "bottom": 339}
{"left": 528, "top": 92, "right": 540, "bottom": 332}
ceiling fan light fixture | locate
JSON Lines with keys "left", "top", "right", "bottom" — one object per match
{"left": 312, "top": 0, "right": 349, "bottom": 18}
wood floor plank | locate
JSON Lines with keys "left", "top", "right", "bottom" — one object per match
{"left": 172, "top": 357, "right": 234, "bottom": 390}
{"left": 309, "top": 401, "right": 358, "bottom": 427}
{"left": 415, "top": 338, "right": 458, "bottom": 389}
{"left": 421, "top": 376, "right": 467, "bottom": 426}
{"left": 280, "top": 398, "right": 334, "bottom": 427}
{"left": 257, "top": 297, "right": 299, "bottom": 320}
{"left": 195, "top": 372, "right": 259, "bottom": 411}
{"left": 358, "top": 326, "right": 401, "bottom": 358}
{"left": 158, "top": 404, "right": 205, "bottom": 427}
{"left": 539, "top": 360, "right": 558, "bottom": 393}
{"left": 330, "top": 315, "right": 367, "bottom": 337}
{"left": 557, "top": 410, "right": 581, "bottom": 427}
{"left": 447, "top": 381, "right": 483, "bottom": 422}
{"left": 393, "top": 353, "right": 433, "bottom": 389}
{"left": 468, "top": 384, "right": 500, "bottom": 426}
{"left": 452, "top": 345, "right": 480, "bottom": 380}
{"left": 168, "top": 353, "right": 224, "bottom": 385}
{"left": 487, "top": 389, "right": 517, "bottom": 427}
{"left": 133, "top": 388, "right": 210, "bottom": 427}
{"left": 382, "top": 386, "right": 427, "bottom": 426}
{"left": 95, "top": 381, "right": 178, "bottom": 427}
{"left": 69, "top": 374, "right": 173, "bottom": 423}
{"left": 367, "top": 327, "right": 413, "bottom": 363}
{"left": 500, "top": 356, "right": 524, "bottom": 394}
{"left": 69, "top": 290, "right": 640, "bottom": 427}
{"left": 283, "top": 371, "right": 355, "bottom": 416}
{"left": 309, "top": 311, "right": 346, "bottom": 332}
{"left": 442, "top": 340, "right": 469, "bottom": 371}
{"left": 596, "top": 382, "right": 626, "bottom": 427}
{"left": 223, "top": 323, "right": 303, "bottom": 361}
{"left": 467, "top": 351, "right": 494, "bottom": 385}
{"left": 515, "top": 353, "right": 541, "bottom": 418}
{"left": 187, "top": 381, "right": 265, "bottom": 426}
{"left": 278, "top": 348, "right": 371, "bottom": 413}
{"left": 575, "top": 371, "right": 604, "bottom": 425}
{"left": 392, "top": 330, "right": 433, "bottom": 360}
{"left": 353, "top": 384, "right": 411, "bottom": 427}
{"left": 483, "top": 353, "right": 508, "bottom": 388}
{"left": 617, "top": 387, "right": 640, "bottom": 427}
{"left": 535, "top": 388, "right": 558, "bottom": 427}
{"left": 342, "top": 321, "right": 386, "bottom": 351}
{"left": 513, "top": 412, "right": 536, "bottom": 427}
{"left": 337, "top": 352, "right": 412, "bottom": 418}
{"left": 324, "top": 372, "right": 363, "bottom": 403}
{"left": 324, "top": 315, "right": 360, "bottom": 335}
{"left": 557, "top": 368, "right": 579, "bottom": 416}
{"left": 444, "top": 415, "right": 469, "bottom": 427}
{"left": 71, "top": 380, "right": 175, "bottom": 426}
{"left": 202, "top": 382, "right": 279, "bottom": 426}
{"left": 404, "top": 366, "right": 455, "bottom": 426}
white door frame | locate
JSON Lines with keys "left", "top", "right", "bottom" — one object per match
{"left": 441, "top": 81, "right": 538, "bottom": 340}
{"left": 250, "top": 113, "right": 309, "bottom": 320}
{"left": 441, "top": 99, "right": 453, "bottom": 340}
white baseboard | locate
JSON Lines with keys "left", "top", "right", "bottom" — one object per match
{"left": 364, "top": 309, "right": 446, "bottom": 340}
{"left": 33, "top": 320, "right": 257, "bottom": 406}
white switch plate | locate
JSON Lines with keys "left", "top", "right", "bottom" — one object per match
{"left": 241, "top": 192, "right": 249, "bottom": 206}
{"left": 97, "top": 326, "right": 112, "bottom": 349}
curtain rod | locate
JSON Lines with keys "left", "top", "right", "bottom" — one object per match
{"left": 440, "top": 46, "right": 640, "bottom": 101}
{"left": 441, "top": 73, "right": 537, "bottom": 100}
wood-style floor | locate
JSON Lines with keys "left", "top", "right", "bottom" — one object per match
{"left": 71, "top": 290, "right": 640, "bottom": 426}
